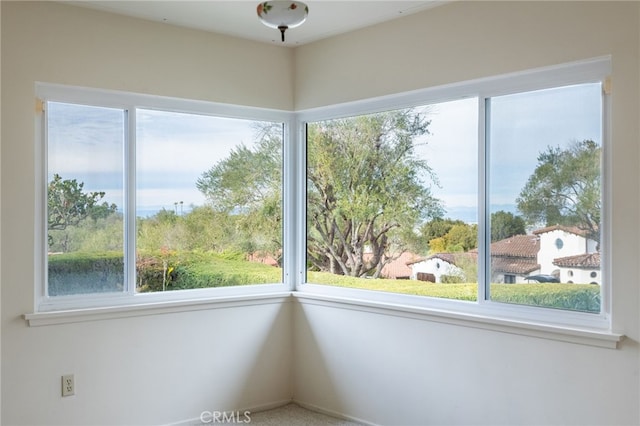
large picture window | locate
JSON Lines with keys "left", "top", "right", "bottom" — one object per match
{"left": 487, "top": 83, "right": 603, "bottom": 312}
{"left": 37, "top": 58, "right": 611, "bottom": 331}
{"left": 306, "top": 98, "right": 479, "bottom": 301}
{"left": 135, "top": 109, "right": 283, "bottom": 293}
{"left": 302, "top": 62, "right": 608, "bottom": 321}
{"left": 41, "top": 88, "right": 285, "bottom": 307}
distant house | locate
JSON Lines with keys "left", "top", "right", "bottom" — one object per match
{"left": 363, "top": 251, "right": 421, "bottom": 279}
{"left": 408, "top": 252, "right": 477, "bottom": 283}
{"left": 532, "top": 225, "right": 598, "bottom": 274}
{"left": 381, "top": 251, "right": 422, "bottom": 279}
{"left": 409, "top": 225, "right": 600, "bottom": 285}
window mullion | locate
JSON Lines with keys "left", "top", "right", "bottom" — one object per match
{"left": 600, "top": 81, "right": 612, "bottom": 319}
{"left": 478, "top": 96, "right": 490, "bottom": 304}
{"left": 125, "top": 107, "right": 136, "bottom": 295}
{"left": 38, "top": 101, "right": 50, "bottom": 303}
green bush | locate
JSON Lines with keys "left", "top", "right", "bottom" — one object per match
{"left": 135, "top": 250, "right": 281, "bottom": 292}
{"left": 491, "top": 283, "right": 600, "bottom": 312}
{"left": 441, "top": 274, "right": 464, "bottom": 284}
{"left": 48, "top": 252, "right": 124, "bottom": 296}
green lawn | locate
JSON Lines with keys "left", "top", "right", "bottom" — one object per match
{"left": 48, "top": 251, "right": 600, "bottom": 312}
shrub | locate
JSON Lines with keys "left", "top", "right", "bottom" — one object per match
{"left": 48, "top": 251, "right": 124, "bottom": 296}
{"left": 441, "top": 274, "right": 464, "bottom": 284}
{"left": 491, "top": 283, "right": 600, "bottom": 313}
{"left": 135, "top": 250, "right": 280, "bottom": 292}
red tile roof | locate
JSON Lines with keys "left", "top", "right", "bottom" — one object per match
{"left": 532, "top": 224, "right": 588, "bottom": 237}
{"left": 553, "top": 252, "right": 600, "bottom": 268}
{"left": 492, "top": 257, "right": 540, "bottom": 274}
{"left": 363, "top": 251, "right": 421, "bottom": 279}
{"left": 407, "top": 252, "right": 478, "bottom": 267}
{"left": 382, "top": 251, "right": 421, "bottom": 279}
{"left": 490, "top": 235, "right": 540, "bottom": 258}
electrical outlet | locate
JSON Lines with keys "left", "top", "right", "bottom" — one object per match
{"left": 61, "top": 374, "right": 75, "bottom": 397}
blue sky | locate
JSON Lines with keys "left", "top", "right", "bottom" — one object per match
{"left": 47, "top": 82, "right": 601, "bottom": 222}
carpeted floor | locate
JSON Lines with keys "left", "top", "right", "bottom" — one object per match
{"left": 232, "top": 403, "right": 364, "bottom": 425}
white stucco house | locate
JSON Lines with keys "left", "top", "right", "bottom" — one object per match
{"left": 408, "top": 252, "right": 477, "bottom": 283}
{"left": 533, "top": 225, "right": 601, "bottom": 285}
{"left": 410, "top": 225, "right": 600, "bottom": 284}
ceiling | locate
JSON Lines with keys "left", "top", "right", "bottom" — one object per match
{"left": 62, "top": 1, "right": 445, "bottom": 46}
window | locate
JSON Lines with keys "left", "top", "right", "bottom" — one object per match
{"left": 306, "top": 99, "right": 478, "bottom": 297}
{"left": 38, "top": 85, "right": 287, "bottom": 310}
{"left": 301, "top": 57, "right": 609, "bottom": 326}
{"left": 36, "top": 58, "right": 611, "bottom": 333}
{"left": 135, "top": 109, "right": 283, "bottom": 293}
{"left": 487, "top": 83, "right": 602, "bottom": 313}
{"left": 47, "top": 102, "right": 126, "bottom": 296}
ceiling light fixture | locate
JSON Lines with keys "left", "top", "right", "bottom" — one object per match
{"left": 257, "top": 1, "right": 309, "bottom": 42}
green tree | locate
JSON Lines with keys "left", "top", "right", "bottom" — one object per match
{"left": 136, "top": 208, "right": 188, "bottom": 253}
{"left": 428, "top": 236, "right": 447, "bottom": 253}
{"left": 307, "top": 109, "right": 443, "bottom": 277}
{"left": 516, "top": 140, "right": 600, "bottom": 241}
{"left": 421, "top": 218, "right": 464, "bottom": 251}
{"left": 491, "top": 210, "right": 526, "bottom": 242}
{"left": 445, "top": 223, "right": 477, "bottom": 252}
{"left": 47, "top": 174, "right": 117, "bottom": 248}
{"left": 196, "top": 123, "right": 283, "bottom": 260}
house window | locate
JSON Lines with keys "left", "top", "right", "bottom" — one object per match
{"left": 555, "top": 238, "right": 564, "bottom": 250}
{"left": 39, "top": 85, "right": 286, "bottom": 309}
{"left": 504, "top": 274, "right": 516, "bottom": 284}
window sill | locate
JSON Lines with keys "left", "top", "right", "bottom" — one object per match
{"left": 292, "top": 292, "right": 625, "bottom": 349}
{"left": 25, "top": 289, "right": 625, "bottom": 349}
{"left": 24, "top": 292, "right": 292, "bottom": 327}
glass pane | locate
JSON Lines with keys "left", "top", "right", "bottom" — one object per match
{"left": 136, "top": 110, "right": 283, "bottom": 292}
{"left": 47, "top": 102, "right": 125, "bottom": 296}
{"left": 488, "top": 83, "right": 602, "bottom": 313}
{"left": 306, "top": 98, "right": 478, "bottom": 300}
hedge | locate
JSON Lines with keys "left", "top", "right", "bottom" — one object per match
{"left": 48, "top": 252, "right": 124, "bottom": 296}
{"left": 47, "top": 251, "right": 600, "bottom": 313}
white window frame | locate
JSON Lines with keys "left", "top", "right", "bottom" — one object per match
{"left": 295, "top": 56, "right": 614, "bottom": 333}
{"left": 34, "top": 83, "right": 293, "bottom": 314}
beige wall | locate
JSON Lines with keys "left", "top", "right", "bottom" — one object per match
{"left": 293, "top": 1, "right": 640, "bottom": 425}
{"left": 294, "top": 1, "right": 636, "bottom": 110}
{"left": 0, "top": 2, "right": 3, "bottom": 423}
{"left": 2, "top": 1, "right": 639, "bottom": 425}
{"left": 3, "top": 1, "right": 294, "bottom": 109}
{"left": 1, "top": 2, "right": 293, "bottom": 425}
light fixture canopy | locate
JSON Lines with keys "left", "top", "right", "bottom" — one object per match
{"left": 257, "top": 1, "right": 309, "bottom": 42}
